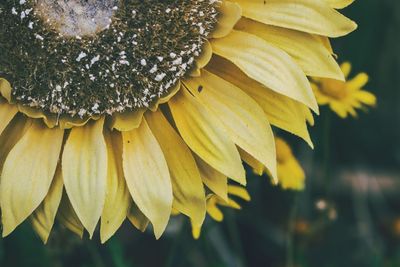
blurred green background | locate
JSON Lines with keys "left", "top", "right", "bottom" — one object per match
{"left": 1, "top": 1, "right": 399, "bottom": 267}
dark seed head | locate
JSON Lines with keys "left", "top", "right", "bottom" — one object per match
{"left": 0, "top": 0, "right": 218, "bottom": 117}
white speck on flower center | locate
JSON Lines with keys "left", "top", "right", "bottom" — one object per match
{"left": 76, "top": 52, "right": 87, "bottom": 62}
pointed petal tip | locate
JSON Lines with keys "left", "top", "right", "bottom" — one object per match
{"left": 154, "top": 229, "right": 163, "bottom": 240}
{"left": 338, "top": 71, "right": 346, "bottom": 82}
{"left": 264, "top": 165, "right": 278, "bottom": 185}
{"left": 190, "top": 211, "right": 206, "bottom": 230}
{"left": 100, "top": 237, "right": 108, "bottom": 244}
{"left": 271, "top": 173, "right": 279, "bottom": 185}
{"left": 100, "top": 232, "right": 111, "bottom": 244}
{"left": 302, "top": 132, "right": 314, "bottom": 149}
{"left": 308, "top": 140, "right": 315, "bottom": 150}
{"left": 236, "top": 175, "right": 247, "bottom": 186}
{"left": 351, "top": 21, "right": 358, "bottom": 31}
{"left": 320, "top": 68, "right": 346, "bottom": 82}
{"left": 151, "top": 214, "right": 170, "bottom": 240}
{"left": 2, "top": 229, "right": 12, "bottom": 238}
{"left": 85, "top": 222, "right": 98, "bottom": 240}
{"left": 1, "top": 217, "right": 19, "bottom": 238}
{"left": 233, "top": 166, "right": 247, "bottom": 186}
{"left": 312, "top": 103, "right": 320, "bottom": 116}
{"left": 336, "top": 20, "right": 358, "bottom": 37}
{"left": 88, "top": 231, "right": 94, "bottom": 240}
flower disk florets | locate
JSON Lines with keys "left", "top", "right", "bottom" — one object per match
{"left": 0, "top": 0, "right": 218, "bottom": 117}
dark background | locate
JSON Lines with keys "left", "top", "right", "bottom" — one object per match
{"left": 1, "top": 1, "right": 399, "bottom": 266}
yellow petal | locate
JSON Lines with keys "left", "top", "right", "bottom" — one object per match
{"left": 185, "top": 70, "right": 277, "bottom": 180}
{"left": 191, "top": 223, "right": 202, "bottom": 240}
{"left": 0, "top": 78, "right": 12, "bottom": 102}
{"left": 149, "top": 81, "right": 181, "bottom": 112}
{"left": 276, "top": 138, "right": 306, "bottom": 191}
{"left": 195, "top": 40, "right": 213, "bottom": 70}
{"left": 207, "top": 56, "right": 313, "bottom": 147}
{"left": 234, "top": 0, "right": 357, "bottom": 37}
{"left": 107, "top": 109, "right": 145, "bottom": 131}
{"left": 206, "top": 196, "right": 224, "bottom": 222}
{"left": 0, "top": 121, "right": 64, "bottom": 236}
{"left": 16, "top": 105, "right": 58, "bottom": 129}
{"left": 354, "top": 91, "right": 377, "bottom": 106}
{"left": 227, "top": 185, "right": 251, "bottom": 202}
{"left": 0, "top": 102, "right": 18, "bottom": 135}
{"left": 191, "top": 41, "right": 212, "bottom": 77}
{"left": 122, "top": 119, "right": 173, "bottom": 239}
{"left": 58, "top": 116, "right": 102, "bottom": 129}
{"left": 145, "top": 110, "right": 206, "bottom": 227}
{"left": 303, "top": 110, "right": 314, "bottom": 129}
{"left": 31, "top": 165, "right": 64, "bottom": 244}
{"left": 347, "top": 73, "right": 369, "bottom": 90}
{"left": 62, "top": 118, "right": 108, "bottom": 237}
{"left": 169, "top": 88, "right": 246, "bottom": 184}
{"left": 0, "top": 116, "right": 32, "bottom": 174}
{"left": 326, "top": 0, "right": 355, "bottom": 9}
{"left": 57, "top": 193, "right": 84, "bottom": 238}
{"left": 211, "top": 1, "right": 242, "bottom": 38}
{"left": 171, "top": 207, "right": 180, "bottom": 216}
{"left": 239, "top": 148, "right": 264, "bottom": 176}
{"left": 340, "top": 62, "right": 352, "bottom": 78}
{"left": 235, "top": 18, "right": 344, "bottom": 80}
{"left": 312, "top": 82, "right": 332, "bottom": 105}
{"left": 194, "top": 155, "right": 228, "bottom": 202}
{"left": 279, "top": 158, "right": 306, "bottom": 190}
{"left": 330, "top": 101, "right": 348, "bottom": 118}
{"left": 100, "top": 131, "right": 131, "bottom": 243}
{"left": 222, "top": 198, "right": 242, "bottom": 210}
{"left": 189, "top": 68, "right": 202, "bottom": 78}
{"left": 211, "top": 30, "right": 318, "bottom": 113}
{"left": 315, "top": 36, "right": 335, "bottom": 55}
{"left": 127, "top": 201, "right": 149, "bottom": 233}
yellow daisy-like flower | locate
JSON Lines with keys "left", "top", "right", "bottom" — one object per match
{"left": 244, "top": 137, "right": 306, "bottom": 190}
{"left": 276, "top": 137, "right": 306, "bottom": 190}
{"left": 191, "top": 185, "right": 251, "bottom": 239}
{"left": 311, "top": 62, "right": 377, "bottom": 118}
{"left": 0, "top": 0, "right": 356, "bottom": 243}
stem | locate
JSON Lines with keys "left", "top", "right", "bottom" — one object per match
{"left": 85, "top": 240, "right": 106, "bottom": 267}
{"left": 322, "top": 111, "right": 332, "bottom": 183}
{"left": 164, "top": 219, "right": 186, "bottom": 267}
{"left": 286, "top": 194, "right": 299, "bottom": 267}
{"left": 226, "top": 210, "right": 247, "bottom": 267}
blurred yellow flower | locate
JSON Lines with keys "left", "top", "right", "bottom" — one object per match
{"left": 311, "top": 62, "right": 377, "bottom": 118}
{"left": 241, "top": 137, "right": 305, "bottom": 190}
{"left": 276, "top": 138, "right": 306, "bottom": 190}
{"left": 192, "top": 185, "right": 251, "bottom": 239}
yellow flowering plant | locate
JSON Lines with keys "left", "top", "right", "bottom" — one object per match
{"left": 311, "top": 62, "right": 377, "bottom": 118}
{"left": 0, "top": 0, "right": 358, "bottom": 243}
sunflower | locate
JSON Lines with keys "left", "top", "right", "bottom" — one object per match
{"left": 311, "top": 62, "right": 377, "bottom": 118}
{"left": 0, "top": 0, "right": 356, "bottom": 243}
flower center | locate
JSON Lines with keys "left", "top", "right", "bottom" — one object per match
{"left": 320, "top": 79, "right": 348, "bottom": 100}
{"left": 0, "top": 0, "right": 218, "bottom": 117}
{"left": 35, "top": 0, "right": 118, "bottom": 37}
